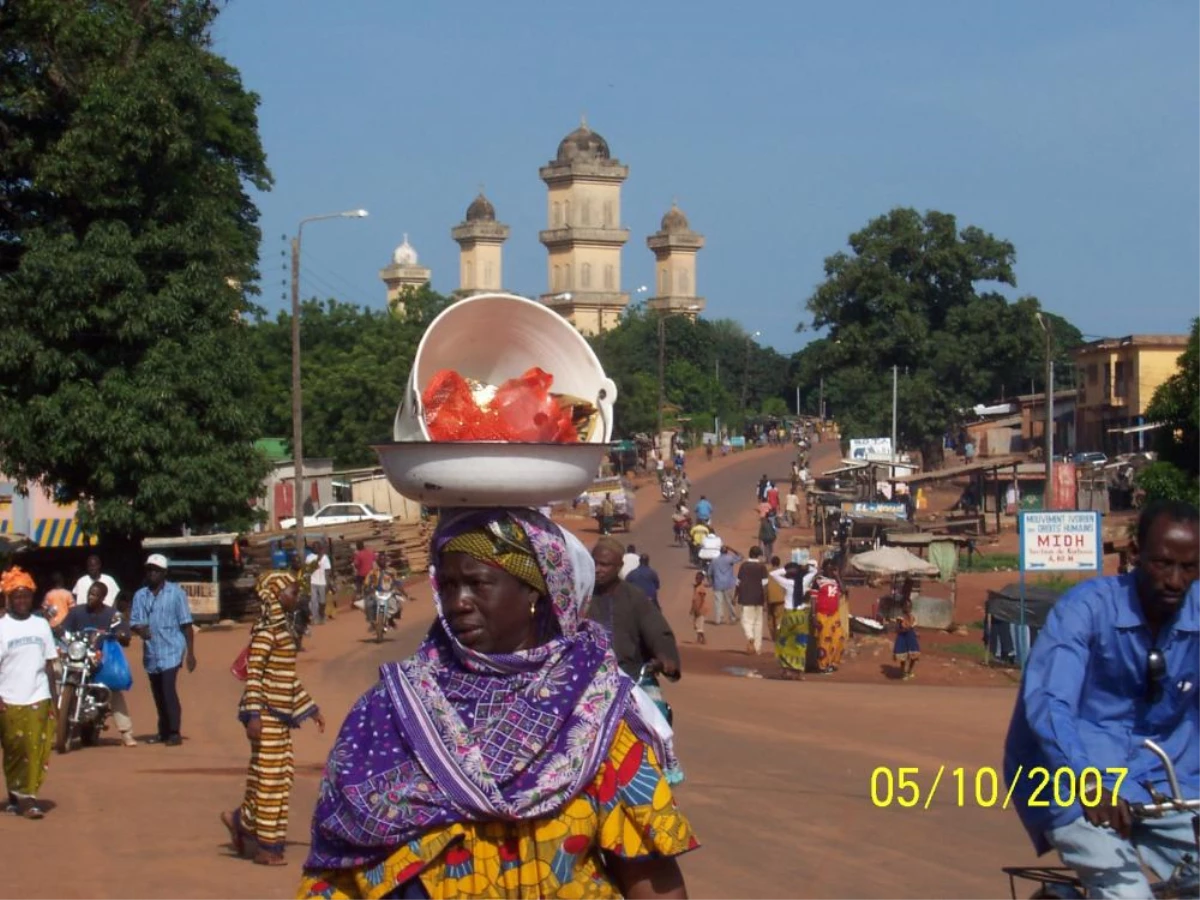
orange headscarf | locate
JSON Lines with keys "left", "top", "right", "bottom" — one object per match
{"left": 1, "top": 567, "right": 36, "bottom": 594}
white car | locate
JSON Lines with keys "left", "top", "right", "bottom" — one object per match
{"left": 279, "top": 502, "right": 393, "bottom": 531}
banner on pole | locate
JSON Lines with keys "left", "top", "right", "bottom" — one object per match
{"left": 1019, "top": 510, "right": 1102, "bottom": 572}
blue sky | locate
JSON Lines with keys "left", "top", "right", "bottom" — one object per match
{"left": 213, "top": 0, "right": 1199, "bottom": 354}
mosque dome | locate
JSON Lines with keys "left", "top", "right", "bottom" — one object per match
{"left": 392, "top": 234, "right": 418, "bottom": 266}
{"left": 465, "top": 192, "right": 495, "bottom": 222}
{"left": 660, "top": 202, "right": 690, "bottom": 233}
{"left": 556, "top": 117, "right": 611, "bottom": 163}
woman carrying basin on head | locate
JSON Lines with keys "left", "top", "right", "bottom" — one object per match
{"left": 298, "top": 507, "right": 697, "bottom": 899}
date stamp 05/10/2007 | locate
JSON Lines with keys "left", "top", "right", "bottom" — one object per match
{"left": 870, "top": 766, "right": 1130, "bottom": 810}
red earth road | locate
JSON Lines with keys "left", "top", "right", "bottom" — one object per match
{"left": 5, "top": 442, "right": 1043, "bottom": 899}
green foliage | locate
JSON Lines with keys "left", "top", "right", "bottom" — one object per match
{"left": 0, "top": 0, "right": 272, "bottom": 536}
{"left": 245, "top": 287, "right": 451, "bottom": 468}
{"left": 797, "top": 208, "right": 1083, "bottom": 462}
{"left": 959, "top": 552, "right": 1020, "bottom": 572}
{"left": 589, "top": 307, "right": 793, "bottom": 437}
{"left": 1134, "top": 461, "right": 1200, "bottom": 507}
{"left": 1145, "top": 318, "right": 1199, "bottom": 477}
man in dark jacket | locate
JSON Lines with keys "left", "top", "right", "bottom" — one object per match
{"left": 588, "top": 538, "right": 680, "bottom": 682}
{"left": 625, "top": 554, "right": 662, "bottom": 609}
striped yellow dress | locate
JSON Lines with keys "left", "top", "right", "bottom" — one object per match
{"left": 238, "top": 574, "right": 319, "bottom": 854}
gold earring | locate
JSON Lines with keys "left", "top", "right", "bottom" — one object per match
{"left": 530, "top": 599, "right": 537, "bottom": 618}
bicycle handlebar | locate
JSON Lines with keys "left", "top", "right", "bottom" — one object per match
{"left": 1128, "top": 738, "right": 1198, "bottom": 819}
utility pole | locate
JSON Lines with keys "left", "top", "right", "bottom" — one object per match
{"left": 1037, "top": 313, "right": 1055, "bottom": 510}
{"left": 818, "top": 376, "right": 825, "bottom": 422}
{"left": 891, "top": 365, "right": 898, "bottom": 464}
{"left": 714, "top": 358, "right": 720, "bottom": 436}
{"left": 656, "top": 312, "right": 666, "bottom": 450}
{"left": 290, "top": 234, "right": 305, "bottom": 563}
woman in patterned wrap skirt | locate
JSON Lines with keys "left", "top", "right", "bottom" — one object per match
{"left": 222, "top": 572, "right": 324, "bottom": 865}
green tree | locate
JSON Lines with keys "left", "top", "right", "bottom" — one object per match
{"left": 799, "top": 208, "right": 1083, "bottom": 463}
{"left": 244, "top": 288, "right": 451, "bottom": 468}
{"left": 1145, "top": 318, "right": 1199, "bottom": 477}
{"left": 590, "top": 306, "right": 791, "bottom": 437}
{"left": 0, "top": 0, "right": 271, "bottom": 537}
{"left": 1135, "top": 461, "right": 1199, "bottom": 507}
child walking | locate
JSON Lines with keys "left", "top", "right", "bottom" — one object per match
{"left": 892, "top": 598, "right": 920, "bottom": 680}
{"left": 690, "top": 572, "right": 709, "bottom": 645}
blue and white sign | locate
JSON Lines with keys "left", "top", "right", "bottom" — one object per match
{"left": 1019, "top": 511, "right": 1103, "bottom": 572}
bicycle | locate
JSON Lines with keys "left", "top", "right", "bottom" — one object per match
{"left": 1002, "top": 739, "right": 1200, "bottom": 899}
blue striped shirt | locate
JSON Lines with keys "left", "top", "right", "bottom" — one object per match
{"left": 130, "top": 582, "right": 193, "bottom": 674}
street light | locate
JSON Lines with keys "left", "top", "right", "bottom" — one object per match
{"left": 740, "top": 330, "right": 762, "bottom": 413}
{"left": 290, "top": 209, "right": 368, "bottom": 564}
{"left": 656, "top": 296, "right": 699, "bottom": 448}
{"left": 1036, "top": 312, "right": 1054, "bottom": 509}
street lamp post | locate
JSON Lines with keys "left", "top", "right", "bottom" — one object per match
{"left": 739, "top": 330, "right": 762, "bottom": 413}
{"left": 1036, "top": 313, "right": 1054, "bottom": 509}
{"left": 655, "top": 297, "right": 700, "bottom": 450}
{"left": 291, "top": 209, "right": 368, "bottom": 563}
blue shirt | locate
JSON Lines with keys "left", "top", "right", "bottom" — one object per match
{"left": 130, "top": 582, "right": 194, "bottom": 674}
{"left": 695, "top": 499, "right": 712, "bottom": 521}
{"left": 708, "top": 551, "right": 742, "bottom": 591}
{"left": 625, "top": 565, "right": 661, "bottom": 607}
{"left": 1003, "top": 574, "right": 1199, "bottom": 855}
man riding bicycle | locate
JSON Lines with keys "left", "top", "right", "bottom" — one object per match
{"left": 1004, "top": 500, "right": 1199, "bottom": 899}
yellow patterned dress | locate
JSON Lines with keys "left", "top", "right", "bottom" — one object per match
{"left": 297, "top": 720, "right": 698, "bottom": 900}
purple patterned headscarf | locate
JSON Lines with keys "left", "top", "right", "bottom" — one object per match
{"left": 304, "top": 508, "right": 676, "bottom": 872}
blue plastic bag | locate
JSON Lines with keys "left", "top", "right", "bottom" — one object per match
{"left": 95, "top": 636, "right": 133, "bottom": 691}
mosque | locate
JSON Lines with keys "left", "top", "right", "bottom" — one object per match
{"left": 378, "top": 118, "right": 705, "bottom": 337}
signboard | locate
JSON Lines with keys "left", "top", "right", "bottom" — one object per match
{"left": 182, "top": 581, "right": 220, "bottom": 618}
{"left": 1015, "top": 509, "right": 1102, "bottom": 669}
{"left": 729, "top": 436, "right": 746, "bottom": 449}
{"left": 1020, "top": 510, "right": 1102, "bottom": 572}
{"left": 842, "top": 501, "right": 907, "bottom": 519}
{"left": 849, "top": 437, "right": 893, "bottom": 461}
{"left": 1051, "top": 463, "right": 1077, "bottom": 512}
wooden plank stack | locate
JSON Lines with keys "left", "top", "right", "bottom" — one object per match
{"left": 224, "top": 518, "right": 436, "bottom": 622}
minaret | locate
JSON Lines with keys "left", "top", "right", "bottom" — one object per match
{"left": 379, "top": 234, "right": 431, "bottom": 317}
{"left": 538, "top": 117, "right": 631, "bottom": 336}
{"left": 646, "top": 201, "right": 705, "bottom": 320}
{"left": 451, "top": 190, "right": 510, "bottom": 298}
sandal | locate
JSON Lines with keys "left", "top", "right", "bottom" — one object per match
{"left": 221, "top": 810, "right": 251, "bottom": 858}
{"left": 18, "top": 798, "right": 44, "bottom": 820}
{"left": 253, "top": 850, "right": 287, "bottom": 866}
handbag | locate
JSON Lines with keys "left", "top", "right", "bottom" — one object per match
{"left": 230, "top": 645, "right": 250, "bottom": 682}
{"left": 94, "top": 637, "right": 134, "bottom": 692}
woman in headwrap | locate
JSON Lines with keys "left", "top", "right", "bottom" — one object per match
{"left": 0, "top": 567, "right": 59, "bottom": 819}
{"left": 299, "top": 508, "right": 696, "bottom": 900}
{"left": 223, "top": 571, "right": 324, "bottom": 866}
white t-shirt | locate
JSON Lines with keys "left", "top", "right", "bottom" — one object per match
{"left": 769, "top": 568, "right": 798, "bottom": 609}
{"left": 620, "top": 553, "right": 640, "bottom": 579}
{"left": 0, "top": 615, "right": 57, "bottom": 705}
{"left": 72, "top": 573, "right": 121, "bottom": 608}
{"left": 308, "top": 553, "right": 332, "bottom": 587}
{"left": 698, "top": 533, "right": 724, "bottom": 561}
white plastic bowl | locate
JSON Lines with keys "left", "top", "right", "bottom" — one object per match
{"left": 394, "top": 292, "right": 617, "bottom": 444}
{"left": 374, "top": 441, "right": 612, "bottom": 507}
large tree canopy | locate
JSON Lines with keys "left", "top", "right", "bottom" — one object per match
{"left": 245, "top": 288, "right": 451, "bottom": 468}
{"left": 1145, "top": 317, "right": 1199, "bottom": 478}
{"left": 0, "top": 0, "right": 272, "bottom": 536}
{"left": 798, "top": 208, "right": 1082, "bottom": 463}
{"left": 589, "top": 307, "right": 793, "bottom": 437}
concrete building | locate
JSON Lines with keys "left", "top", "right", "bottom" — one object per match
{"left": 379, "top": 234, "right": 431, "bottom": 317}
{"left": 1072, "top": 333, "right": 1188, "bottom": 454}
{"left": 646, "top": 201, "right": 705, "bottom": 319}
{"left": 538, "top": 118, "right": 631, "bottom": 335}
{"left": 451, "top": 191, "right": 510, "bottom": 297}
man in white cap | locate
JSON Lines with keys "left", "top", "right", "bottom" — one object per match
{"left": 129, "top": 554, "right": 196, "bottom": 746}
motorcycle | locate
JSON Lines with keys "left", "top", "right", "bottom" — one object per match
{"left": 368, "top": 585, "right": 405, "bottom": 643}
{"left": 55, "top": 615, "right": 124, "bottom": 754}
{"left": 673, "top": 515, "right": 693, "bottom": 547}
{"left": 1002, "top": 738, "right": 1199, "bottom": 899}
{"left": 660, "top": 476, "right": 676, "bottom": 502}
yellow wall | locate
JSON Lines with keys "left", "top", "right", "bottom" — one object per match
{"left": 655, "top": 250, "right": 698, "bottom": 298}
{"left": 459, "top": 242, "right": 503, "bottom": 292}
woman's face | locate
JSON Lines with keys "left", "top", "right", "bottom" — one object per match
{"left": 278, "top": 582, "right": 300, "bottom": 613}
{"left": 438, "top": 551, "right": 540, "bottom": 654}
{"left": 7, "top": 588, "right": 33, "bottom": 618}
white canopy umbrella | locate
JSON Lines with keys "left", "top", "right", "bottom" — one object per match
{"left": 850, "top": 545, "right": 939, "bottom": 577}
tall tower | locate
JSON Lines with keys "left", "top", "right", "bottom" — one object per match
{"left": 538, "top": 118, "right": 630, "bottom": 336}
{"left": 379, "top": 234, "right": 431, "bottom": 317}
{"left": 646, "top": 201, "right": 705, "bottom": 319}
{"left": 451, "top": 191, "right": 510, "bottom": 297}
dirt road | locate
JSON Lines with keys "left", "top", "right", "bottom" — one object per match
{"left": 9, "top": 442, "right": 1041, "bottom": 899}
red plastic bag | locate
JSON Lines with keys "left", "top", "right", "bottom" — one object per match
{"left": 422, "top": 367, "right": 579, "bottom": 442}
{"left": 231, "top": 645, "right": 250, "bottom": 682}
{"left": 490, "top": 367, "right": 578, "bottom": 443}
